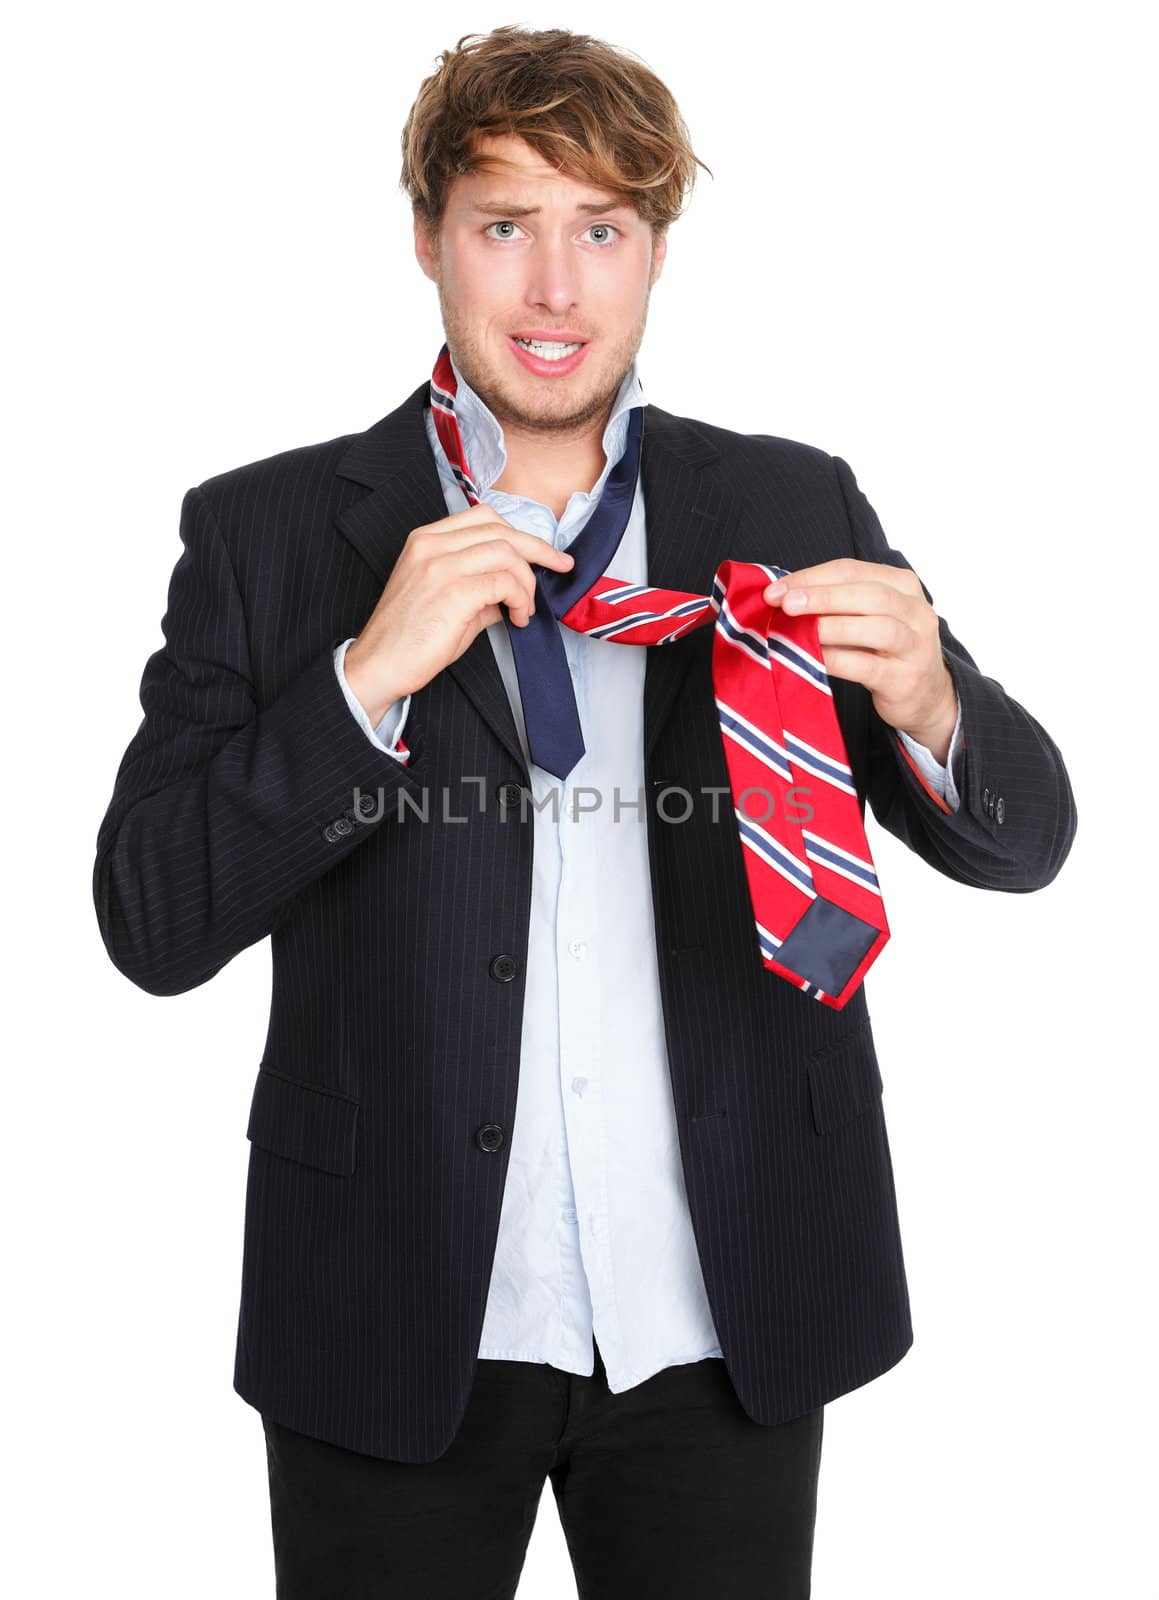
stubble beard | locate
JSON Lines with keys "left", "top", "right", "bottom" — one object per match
{"left": 435, "top": 282, "right": 651, "bottom": 442}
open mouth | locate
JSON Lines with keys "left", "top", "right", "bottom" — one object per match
{"left": 510, "top": 336, "right": 586, "bottom": 362}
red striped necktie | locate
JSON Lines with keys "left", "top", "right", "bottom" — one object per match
{"left": 429, "top": 343, "right": 889, "bottom": 1010}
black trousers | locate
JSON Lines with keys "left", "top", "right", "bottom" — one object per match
{"left": 261, "top": 1341, "right": 825, "bottom": 1599}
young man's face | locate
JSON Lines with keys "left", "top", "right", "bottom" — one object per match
{"left": 415, "top": 132, "right": 666, "bottom": 435}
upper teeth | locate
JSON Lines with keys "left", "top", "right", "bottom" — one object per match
{"left": 514, "top": 337, "right": 582, "bottom": 359}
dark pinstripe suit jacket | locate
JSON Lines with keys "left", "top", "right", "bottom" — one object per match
{"left": 93, "top": 375, "right": 1077, "bottom": 1463}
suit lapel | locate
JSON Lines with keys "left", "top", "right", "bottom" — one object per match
{"left": 334, "top": 380, "right": 530, "bottom": 776}
{"left": 333, "top": 377, "right": 744, "bottom": 779}
{"left": 637, "top": 410, "right": 741, "bottom": 761}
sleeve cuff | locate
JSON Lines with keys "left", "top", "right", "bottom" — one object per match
{"left": 333, "top": 638, "right": 412, "bottom": 764}
{"left": 894, "top": 695, "right": 965, "bottom": 813}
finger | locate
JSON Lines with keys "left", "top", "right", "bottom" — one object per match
{"left": 816, "top": 611, "right": 917, "bottom": 659}
{"left": 814, "top": 643, "right": 891, "bottom": 691}
{"left": 460, "top": 569, "right": 541, "bottom": 627}
{"left": 767, "top": 578, "right": 919, "bottom": 622}
{"left": 422, "top": 519, "right": 575, "bottom": 571}
{"left": 763, "top": 557, "right": 873, "bottom": 593}
{"left": 763, "top": 558, "right": 920, "bottom": 602}
{"left": 434, "top": 541, "right": 539, "bottom": 615}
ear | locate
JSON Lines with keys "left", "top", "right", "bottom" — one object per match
{"left": 414, "top": 213, "right": 439, "bottom": 283}
{"left": 649, "top": 228, "right": 668, "bottom": 287}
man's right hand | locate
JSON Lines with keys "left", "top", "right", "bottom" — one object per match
{"left": 343, "top": 505, "right": 575, "bottom": 726}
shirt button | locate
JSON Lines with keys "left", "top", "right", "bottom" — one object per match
{"left": 572, "top": 1077, "right": 587, "bottom": 1097}
{"left": 561, "top": 1206, "right": 578, "bottom": 1223}
{"left": 568, "top": 940, "right": 587, "bottom": 959}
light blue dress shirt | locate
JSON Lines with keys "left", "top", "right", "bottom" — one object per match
{"left": 333, "top": 354, "right": 963, "bottom": 1391}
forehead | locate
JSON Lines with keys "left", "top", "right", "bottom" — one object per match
{"left": 451, "top": 132, "right": 636, "bottom": 213}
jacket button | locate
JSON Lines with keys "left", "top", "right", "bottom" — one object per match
{"left": 489, "top": 954, "right": 517, "bottom": 982}
{"left": 983, "top": 787, "right": 990, "bottom": 808}
{"left": 321, "top": 822, "right": 343, "bottom": 842}
{"left": 996, "top": 796, "right": 1005, "bottom": 823}
{"left": 476, "top": 1122, "right": 505, "bottom": 1153}
{"left": 497, "top": 781, "right": 525, "bottom": 810}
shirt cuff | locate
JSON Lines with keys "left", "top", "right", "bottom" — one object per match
{"left": 895, "top": 698, "right": 964, "bottom": 812}
{"left": 333, "top": 638, "right": 412, "bottom": 762}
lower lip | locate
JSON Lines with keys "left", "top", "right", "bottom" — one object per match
{"left": 507, "top": 336, "right": 590, "bottom": 376}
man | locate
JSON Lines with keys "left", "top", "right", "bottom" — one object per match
{"left": 93, "top": 23, "right": 1077, "bottom": 1599}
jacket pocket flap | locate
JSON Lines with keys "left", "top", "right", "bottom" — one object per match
{"left": 807, "top": 1018, "right": 883, "bottom": 1134}
{"left": 245, "top": 1066, "right": 359, "bottom": 1176}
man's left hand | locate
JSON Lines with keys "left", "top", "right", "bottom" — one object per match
{"left": 763, "top": 558, "right": 958, "bottom": 764}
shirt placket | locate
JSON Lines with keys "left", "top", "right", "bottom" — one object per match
{"left": 553, "top": 622, "right": 629, "bottom": 1379}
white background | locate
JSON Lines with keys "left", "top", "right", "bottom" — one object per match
{"left": 6, "top": 2, "right": 1154, "bottom": 1595}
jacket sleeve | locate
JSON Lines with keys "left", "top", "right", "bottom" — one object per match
{"left": 93, "top": 484, "right": 430, "bottom": 997}
{"left": 832, "top": 454, "right": 1077, "bottom": 891}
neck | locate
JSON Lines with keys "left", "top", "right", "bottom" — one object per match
{"left": 492, "top": 416, "right": 611, "bottom": 520}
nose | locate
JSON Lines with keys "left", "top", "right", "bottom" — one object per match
{"left": 524, "top": 233, "right": 582, "bottom": 318}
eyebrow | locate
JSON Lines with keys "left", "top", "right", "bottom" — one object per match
{"left": 470, "top": 197, "right": 632, "bottom": 218}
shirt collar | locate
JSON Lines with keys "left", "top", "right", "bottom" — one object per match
{"left": 433, "top": 348, "right": 647, "bottom": 499}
